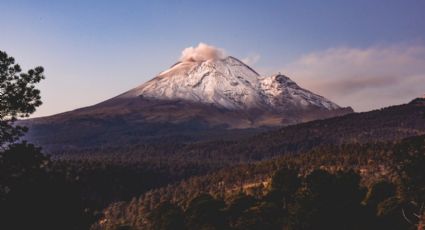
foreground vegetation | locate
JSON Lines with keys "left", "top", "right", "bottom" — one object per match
{"left": 94, "top": 135, "right": 425, "bottom": 230}
{"left": 3, "top": 123, "right": 424, "bottom": 230}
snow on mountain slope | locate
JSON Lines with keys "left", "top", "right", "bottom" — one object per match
{"left": 119, "top": 56, "right": 342, "bottom": 112}
{"left": 258, "top": 74, "right": 340, "bottom": 111}
{"left": 120, "top": 56, "right": 262, "bottom": 110}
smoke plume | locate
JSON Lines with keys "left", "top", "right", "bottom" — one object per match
{"left": 180, "top": 43, "right": 226, "bottom": 62}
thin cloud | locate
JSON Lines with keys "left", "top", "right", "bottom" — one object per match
{"left": 242, "top": 54, "right": 261, "bottom": 66}
{"left": 282, "top": 44, "right": 425, "bottom": 111}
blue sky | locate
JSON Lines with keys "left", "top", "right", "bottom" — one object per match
{"left": 1, "top": 0, "right": 425, "bottom": 116}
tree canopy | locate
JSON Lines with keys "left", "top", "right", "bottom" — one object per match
{"left": 0, "top": 50, "right": 44, "bottom": 146}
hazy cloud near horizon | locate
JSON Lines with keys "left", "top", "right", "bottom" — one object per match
{"left": 282, "top": 44, "right": 425, "bottom": 112}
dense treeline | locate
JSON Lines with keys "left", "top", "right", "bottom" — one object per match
{"left": 0, "top": 143, "right": 222, "bottom": 229}
{"left": 21, "top": 98, "right": 422, "bottom": 223}
{"left": 55, "top": 98, "right": 425, "bottom": 166}
{"left": 26, "top": 98, "right": 425, "bottom": 158}
{"left": 52, "top": 157, "right": 222, "bottom": 212}
{"left": 110, "top": 170, "right": 406, "bottom": 230}
{"left": 41, "top": 99, "right": 423, "bottom": 229}
{"left": 3, "top": 100, "right": 424, "bottom": 229}
{"left": 94, "top": 135, "right": 425, "bottom": 229}
{"left": 177, "top": 98, "right": 425, "bottom": 163}
{"left": 3, "top": 132, "right": 424, "bottom": 229}
{"left": 0, "top": 143, "right": 92, "bottom": 229}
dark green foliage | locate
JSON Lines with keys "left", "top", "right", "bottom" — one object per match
{"left": 289, "top": 170, "right": 366, "bottom": 230}
{"left": 148, "top": 202, "right": 186, "bottom": 230}
{"left": 2, "top": 134, "right": 421, "bottom": 229}
{"left": 392, "top": 135, "right": 425, "bottom": 228}
{"left": 0, "top": 50, "right": 44, "bottom": 146}
{"left": 226, "top": 193, "right": 257, "bottom": 221}
{"left": 267, "top": 168, "right": 300, "bottom": 208}
{"left": 270, "top": 168, "right": 300, "bottom": 192}
{"left": 232, "top": 201, "right": 283, "bottom": 230}
{"left": 20, "top": 97, "right": 425, "bottom": 228}
{"left": 106, "top": 167, "right": 421, "bottom": 230}
{"left": 364, "top": 181, "right": 397, "bottom": 208}
{"left": 98, "top": 135, "right": 425, "bottom": 229}
{"left": 0, "top": 143, "right": 88, "bottom": 230}
{"left": 375, "top": 197, "right": 410, "bottom": 230}
{"left": 0, "top": 52, "right": 93, "bottom": 229}
{"left": 0, "top": 51, "right": 89, "bottom": 229}
{"left": 395, "top": 135, "right": 425, "bottom": 202}
{"left": 62, "top": 101, "right": 425, "bottom": 229}
{"left": 51, "top": 156, "right": 217, "bottom": 218}
{"left": 185, "top": 194, "right": 226, "bottom": 230}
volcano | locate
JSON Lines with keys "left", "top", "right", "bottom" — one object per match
{"left": 22, "top": 45, "right": 353, "bottom": 152}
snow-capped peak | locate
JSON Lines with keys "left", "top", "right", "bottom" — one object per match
{"left": 120, "top": 56, "right": 262, "bottom": 110}
{"left": 258, "top": 74, "right": 341, "bottom": 110}
{"left": 119, "top": 56, "right": 341, "bottom": 112}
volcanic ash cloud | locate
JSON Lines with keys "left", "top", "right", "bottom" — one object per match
{"left": 180, "top": 43, "right": 226, "bottom": 62}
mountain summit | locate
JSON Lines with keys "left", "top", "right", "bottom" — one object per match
{"left": 118, "top": 56, "right": 341, "bottom": 113}
{"left": 23, "top": 44, "right": 353, "bottom": 151}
